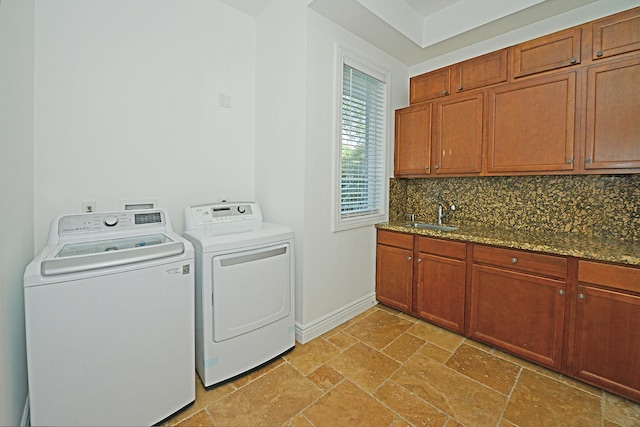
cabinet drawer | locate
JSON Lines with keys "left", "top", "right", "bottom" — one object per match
{"left": 512, "top": 27, "right": 581, "bottom": 78}
{"left": 592, "top": 7, "right": 640, "bottom": 60}
{"left": 578, "top": 260, "right": 640, "bottom": 294}
{"left": 453, "top": 49, "right": 507, "bottom": 92}
{"left": 418, "top": 236, "right": 466, "bottom": 259}
{"left": 473, "top": 245, "right": 567, "bottom": 279}
{"left": 410, "top": 67, "right": 450, "bottom": 103}
{"left": 377, "top": 230, "right": 413, "bottom": 250}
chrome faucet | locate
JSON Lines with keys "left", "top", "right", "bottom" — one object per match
{"left": 437, "top": 196, "right": 456, "bottom": 225}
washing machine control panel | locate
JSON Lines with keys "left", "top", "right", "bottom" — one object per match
{"left": 186, "top": 202, "right": 262, "bottom": 227}
{"left": 57, "top": 210, "right": 166, "bottom": 236}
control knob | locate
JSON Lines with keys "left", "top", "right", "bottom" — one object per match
{"left": 103, "top": 215, "right": 119, "bottom": 227}
{"left": 237, "top": 206, "right": 246, "bottom": 214}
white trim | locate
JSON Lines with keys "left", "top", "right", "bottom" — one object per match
{"left": 332, "top": 44, "right": 391, "bottom": 233}
{"left": 294, "top": 293, "right": 378, "bottom": 344}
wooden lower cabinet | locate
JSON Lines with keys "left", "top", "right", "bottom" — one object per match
{"left": 416, "top": 237, "right": 467, "bottom": 333}
{"left": 469, "top": 264, "right": 566, "bottom": 369}
{"left": 376, "top": 231, "right": 413, "bottom": 312}
{"left": 375, "top": 230, "right": 640, "bottom": 403}
{"left": 570, "top": 260, "right": 640, "bottom": 402}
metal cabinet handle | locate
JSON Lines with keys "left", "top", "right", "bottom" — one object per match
{"left": 585, "top": 158, "right": 592, "bottom": 164}
{"left": 417, "top": 258, "right": 422, "bottom": 263}
{"left": 458, "top": 86, "right": 463, "bottom": 91}
{"left": 425, "top": 166, "right": 430, "bottom": 170}
{"left": 434, "top": 165, "right": 440, "bottom": 170}
{"left": 578, "top": 293, "right": 586, "bottom": 300}
{"left": 567, "top": 159, "right": 573, "bottom": 164}
{"left": 408, "top": 256, "right": 412, "bottom": 261}
{"left": 569, "top": 57, "right": 577, "bottom": 64}
{"left": 596, "top": 50, "right": 604, "bottom": 57}
{"left": 511, "top": 257, "right": 518, "bottom": 264}
{"left": 442, "top": 90, "right": 448, "bottom": 95}
{"left": 558, "top": 289, "right": 565, "bottom": 296}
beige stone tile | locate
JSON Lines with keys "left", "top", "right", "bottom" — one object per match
{"left": 174, "top": 409, "right": 214, "bottom": 427}
{"left": 207, "top": 364, "right": 321, "bottom": 426}
{"left": 326, "top": 330, "right": 358, "bottom": 349}
{"left": 391, "top": 353, "right": 506, "bottom": 427}
{"left": 445, "top": 344, "right": 520, "bottom": 395}
{"left": 229, "top": 357, "right": 285, "bottom": 388}
{"left": 558, "top": 374, "right": 602, "bottom": 397}
{"left": 382, "top": 332, "right": 426, "bottom": 363}
{"left": 462, "top": 337, "right": 494, "bottom": 353}
{"left": 398, "top": 311, "right": 420, "bottom": 323}
{"left": 503, "top": 369, "right": 602, "bottom": 427}
{"left": 493, "top": 349, "right": 562, "bottom": 380}
{"left": 604, "top": 420, "right": 624, "bottom": 427}
{"left": 283, "top": 413, "right": 313, "bottom": 427}
{"left": 444, "top": 419, "right": 465, "bottom": 427}
{"left": 497, "top": 419, "right": 517, "bottom": 427}
{"left": 345, "top": 309, "right": 414, "bottom": 350}
{"left": 604, "top": 392, "right": 640, "bottom": 427}
{"left": 418, "top": 343, "right": 453, "bottom": 364}
{"left": 407, "top": 320, "right": 464, "bottom": 352}
{"left": 328, "top": 341, "right": 400, "bottom": 393}
{"left": 283, "top": 337, "right": 341, "bottom": 375}
{"left": 377, "top": 303, "right": 402, "bottom": 315}
{"left": 303, "top": 380, "right": 397, "bottom": 426}
{"left": 321, "top": 319, "right": 354, "bottom": 338}
{"left": 390, "top": 417, "right": 414, "bottom": 427}
{"left": 373, "top": 380, "right": 448, "bottom": 427}
{"left": 306, "top": 364, "right": 344, "bottom": 392}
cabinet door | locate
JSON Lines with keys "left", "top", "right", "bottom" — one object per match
{"left": 395, "top": 103, "right": 432, "bottom": 177}
{"left": 584, "top": 57, "right": 640, "bottom": 171}
{"left": 433, "top": 92, "right": 483, "bottom": 175}
{"left": 512, "top": 27, "right": 581, "bottom": 78}
{"left": 376, "top": 244, "right": 413, "bottom": 312}
{"left": 487, "top": 72, "right": 576, "bottom": 173}
{"left": 469, "top": 265, "right": 566, "bottom": 369}
{"left": 416, "top": 253, "right": 466, "bottom": 333}
{"left": 572, "top": 285, "right": 640, "bottom": 402}
{"left": 410, "top": 67, "right": 450, "bottom": 103}
{"left": 592, "top": 7, "right": 640, "bottom": 60}
{"left": 453, "top": 49, "right": 507, "bottom": 92}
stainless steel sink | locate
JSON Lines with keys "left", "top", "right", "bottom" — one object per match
{"left": 403, "top": 222, "right": 459, "bottom": 232}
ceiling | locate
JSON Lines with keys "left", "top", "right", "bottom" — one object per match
{"left": 219, "top": 0, "right": 602, "bottom": 66}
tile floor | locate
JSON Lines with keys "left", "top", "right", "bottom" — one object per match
{"left": 165, "top": 304, "right": 640, "bottom": 427}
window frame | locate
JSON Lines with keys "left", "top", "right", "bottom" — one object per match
{"left": 332, "top": 46, "right": 390, "bottom": 232}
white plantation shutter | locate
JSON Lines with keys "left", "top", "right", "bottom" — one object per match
{"left": 336, "top": 55, "right": 388, "bottom": 230}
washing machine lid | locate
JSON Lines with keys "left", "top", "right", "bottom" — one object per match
{"left": 40, "top": 233, "right": 185, "bottom": 276}
{"left": 183, "top": 222, "right": 293, "bottom": 252}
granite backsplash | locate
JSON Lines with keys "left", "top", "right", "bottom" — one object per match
{"left": 389, "top": 174, "right": 640, "bottom": 241}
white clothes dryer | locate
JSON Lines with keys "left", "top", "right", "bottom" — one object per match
{"left": 24, "top": 209, "right": 195, "bottom": 426}
{"left": 183, "top": 201, "right": 295, "bottom": 387}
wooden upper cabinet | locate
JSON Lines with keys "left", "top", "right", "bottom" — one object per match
{"left": 592, "top": 7, "right": 640, "bottom": 60}
{"left": 395, "top": 103, "right": 432, "bottom": 177}
{"left": 433, "top": 92, "right": 483, "bottom": 175}
{"left": 410, "top": 67, "right": 450, "bottom": 103}
{"left": 584, "top": 56, "right": 640, "bottom": 171}
{"left": 512, "top": 27, "right": 582, "bottom": 78}
{"left": 453, "top": 49, "right": 508, "bottom": 92}
{"left": 487, "top": 72, "right": 577, "bottom": 174}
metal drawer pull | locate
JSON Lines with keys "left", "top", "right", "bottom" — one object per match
{"left": 558, "top": 289, "right": 565, "bottom": 296}
{"left": 569, "top": 57, "right": 577, "bottom": 64}
{"left": 578, "top": 293, "right": 586, "bottom": 300}
{"left": 596, "top": 50, "right": 604, "bottom": 57}
{"left": 408, "top": 256, "right": 412, "bottom": 261}
{"left": 511, "top": 257, "right": 518, "bottom": 264}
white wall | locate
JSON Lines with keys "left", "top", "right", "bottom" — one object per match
{"left": 0, "top": 0, "right": 34, "bottom": 424}
{"left": 410, "top": 0, "right": 640, "bottom": 76}
{"left": 256, "top": 0, "right": 408, "bottom": 340}
{"left": 302, "top": 11, "right": 407, "bottom": 324}
{"left": 33, "top": 0, "right": 257, "bottom": 251}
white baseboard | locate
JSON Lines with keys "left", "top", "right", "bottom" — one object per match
{"left": 21, "top": 395, "right": 29, "bottom": 426}
{"left": 295, "top": 293, "right": 377, "bottom": 344}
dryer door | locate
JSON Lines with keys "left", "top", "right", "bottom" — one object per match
{"left": 211, "top": 243, "right": 292, "bottom": 342}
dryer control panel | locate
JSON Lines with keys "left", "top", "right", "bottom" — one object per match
{"left": 185, "top": 202, "right": 263, "bottom": 229}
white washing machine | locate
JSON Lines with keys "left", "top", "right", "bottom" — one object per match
{"left": 24, "top": 209, "right": 195, "bottom": 426}
{"left": 183, "top": 201, "right": 295, "bottom": 387}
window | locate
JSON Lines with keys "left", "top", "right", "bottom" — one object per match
{"left": 334, "top": 51, "right": 389, "bottom": 231}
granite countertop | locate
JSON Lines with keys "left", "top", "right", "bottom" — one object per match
{"left": 376, "top": 221, "right": 640, "bottom": 267}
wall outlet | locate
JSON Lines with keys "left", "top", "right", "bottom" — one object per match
{"left": 82, "top": 202, "right": 96, "bottom": 213}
